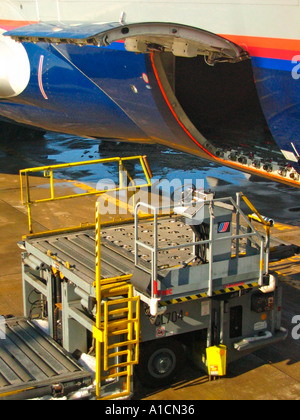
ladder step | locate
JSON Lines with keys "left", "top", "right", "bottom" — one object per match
{"left": 100, "top": 279, "right": 130, "bottom": 289}
{"left": 107, "top": 317, "right": 138, "bottom": 326}
{"left": 101, "top": 284, "right": 131, "bottom": 294}
{"left": 108, "top": 308, "right": 129, "bottom": 316}
{"left": 107, "top": 321, "right": 129, "bottom": 332}
{"left": 97, "top": 320, "right": 138, "bottom": 333}
{"left": 107, "top": 339, "right": 139, "bottom": 350}
{"left": 105, "top": 297, "right": 138, "bottom": 307}
{"left": 106, "top": 360, "right": 138, "bottom": 370}
{"left": 108, "top": 350, "right": 129, "bottom": 359}
{"left": 97, "top": 275, "right": 132, "bottom": 287}
{"left": 109, "top": 329, "right": 129, "bottom": 336}
{"left": 101, "top": 370, "right": 128, "bottom": 381}
{"left": 105, "top": 295, "right": 138, "bottom": 303}
{"left": 107, "top": 318, "right": 138, "bottom": 330}
{"left": 100, "top": 390, "right": 131, "bottom": 401}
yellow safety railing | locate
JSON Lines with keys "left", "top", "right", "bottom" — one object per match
{"left": 239, "top": 192, "right": 273, "bottom": 275}
{"left": 240, "top": 193, "right": 273, "bottom": 231}
{"left": 20, "top": 155, "right": 152, "bottom": 233}
{"left": 93, "top": 201, "right": 140, "bottom": 400}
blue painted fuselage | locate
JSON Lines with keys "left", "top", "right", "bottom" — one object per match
{"left": 0, "top": 40, "right": 299, "bottom": 181}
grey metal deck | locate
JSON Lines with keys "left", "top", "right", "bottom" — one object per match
{"left": 25, "top": 217, "right": 196, "bottom": 284}
{"left": 24, "top": 215, "right": 272, "bottom": 304}
{"left": 26, "top": 229, "right": 136, "bottom": 284}
{"left": 0, "top": 318, "right": 92, "bottom": 399}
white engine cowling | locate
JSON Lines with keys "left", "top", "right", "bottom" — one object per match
{"left": 0, "top": 30, "right": 30, "bottom": 98}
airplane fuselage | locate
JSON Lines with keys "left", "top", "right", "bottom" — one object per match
{"left": 0, "top": 0, "right": 299, "bottom": 185}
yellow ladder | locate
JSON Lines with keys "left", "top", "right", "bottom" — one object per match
{"left": 93, "top": 203, "right": 140, "bottom": 400}
{"left": 93, "top": 280, "right": 140, "bottom": 400}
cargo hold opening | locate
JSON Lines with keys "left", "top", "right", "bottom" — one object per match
{"left": 156, "top": 52, "right": 278, "bottom": 158}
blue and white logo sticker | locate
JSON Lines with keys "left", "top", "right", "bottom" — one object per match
{"left": 218, "top": 222, "right": 231, "bottom": 234}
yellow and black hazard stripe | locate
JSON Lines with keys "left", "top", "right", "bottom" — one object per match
{"left": 161, "top": 282, "right": 259, "bottom": 305}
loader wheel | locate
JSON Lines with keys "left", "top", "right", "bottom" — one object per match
{"left": 135, "top": 338, "right": 185, "bottom": 388}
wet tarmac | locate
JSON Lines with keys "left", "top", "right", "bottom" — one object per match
{"left": 0, "top": 128, "right": 300, "bottom": 400}
{"left": 1, "top": 130, "right": 300, "bottom": 224}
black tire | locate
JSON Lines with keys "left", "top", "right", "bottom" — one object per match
{"left": 135, "top": 338, "right": 185, "bottom": 388}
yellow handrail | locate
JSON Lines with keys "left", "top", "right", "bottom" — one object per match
{"left": 240, "top": 192, "right": 272, "bottom": 238}
{"left": 20, "top": 155, "right": 152, "bottom": 233}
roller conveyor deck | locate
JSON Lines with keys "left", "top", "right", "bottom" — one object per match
{"left": 23, "top": 210, "right": 264, "bottom": 303}
{"left": 0, "top": 318, "right": 92, "bottom": 400}
{"left": 26, "top": 229, "right": 133, "bottom": 284}
{"left": 24, "top": 217, "right": 196, "bottom": 285}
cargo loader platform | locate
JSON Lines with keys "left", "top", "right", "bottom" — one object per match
{"left": 11, "top": 157, "right": 289, "bottom": 399}
{"left": 22, "top": 209, "right": 263, "bottom": 307}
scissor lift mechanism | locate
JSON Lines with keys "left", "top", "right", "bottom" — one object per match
{"left": 17, "top": 157, "right": 287, "bottom": 399}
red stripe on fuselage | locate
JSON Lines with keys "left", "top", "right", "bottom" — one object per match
{"left": 0, "top": 19, "right": 37, "bottom": 31}
{"left": 220, "top": 34, "right": 300, "bottom": 61}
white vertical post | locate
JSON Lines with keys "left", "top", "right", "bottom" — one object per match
{"left": 0, "top": 316, "right": 5, "bottom": 340}
{"left": 208, "top": 201, "right": 214, "bottom": 297}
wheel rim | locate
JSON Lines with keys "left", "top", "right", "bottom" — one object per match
{"left": 148, "top": 348, "right": 176, "bottom": 379}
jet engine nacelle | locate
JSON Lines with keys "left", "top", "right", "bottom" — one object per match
{"left": 0, "top": 31, "right": 30, "bottom": 98}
